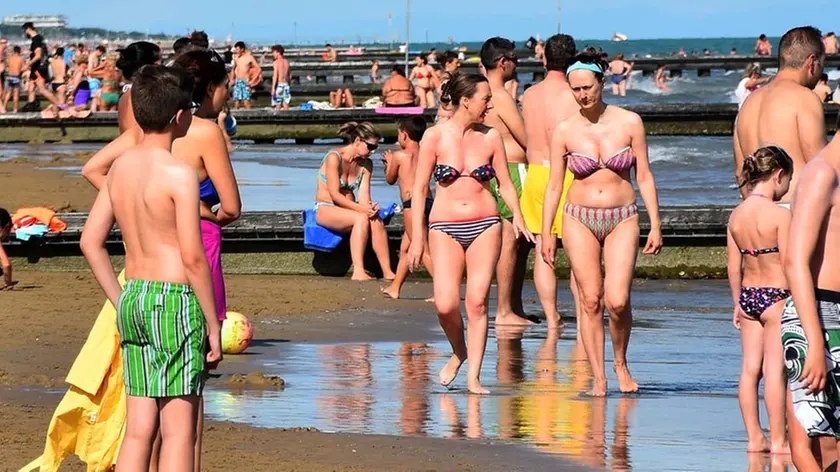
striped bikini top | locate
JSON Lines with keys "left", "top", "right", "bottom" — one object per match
{"left": 565, "top": 146, "right": 636, "bottom": 178}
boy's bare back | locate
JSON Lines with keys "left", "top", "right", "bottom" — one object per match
{"left": 7, "top": 54, "right": 23, "bottom": 75}
{"left": 108, "top": 144, "right": 201, "bottom": 284}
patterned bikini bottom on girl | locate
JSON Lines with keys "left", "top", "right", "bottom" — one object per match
{"left": 563, "top": 203, "right": 638, "bottom": 243}
{"left": 738, "top": 286, "right": 790, "bottom": 319}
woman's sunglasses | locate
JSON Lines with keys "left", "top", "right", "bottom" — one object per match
{"left": 365, "top": 142, "right": 379, "bottom": 152}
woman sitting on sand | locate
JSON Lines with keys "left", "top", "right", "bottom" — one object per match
{"left": 115, "top": 41, "right": 161, "bottom": 133}
{"left": 409, "top": 55, "right": 436, "bottom": 108}
{"left": 407, "top": 72, "right": 532, "bottom": 394}
{"left": 727, "top": 146, "right": 793, "bottom": 455}
{"left": 315, "top": 121, "right": 395, "bottom": 281}
{"left": 540, "top": 52, "right": 662, "bottom": 397}
{"left": 83, "top": 52, "right": 241, "bottom": 470}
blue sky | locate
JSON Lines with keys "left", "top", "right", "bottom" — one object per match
{"left": 1, "top": 1, "right": 835, "bottom": 43}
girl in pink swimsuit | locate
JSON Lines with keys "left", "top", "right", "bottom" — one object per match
{"left": 540, "top": 52, "right": 663, "bottom": 397}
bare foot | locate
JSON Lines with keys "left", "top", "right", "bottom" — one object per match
{"left": 351, "top": 272, "right": 374, "bottom": 281}
{"left": 382, "top": 272, "right": 396, "bottom": 281}
{"left": 380, "top": 286, "right": 400, "bottom": 299}
{"left": 746, "top": 437, "right": 770, "bottom": 453}
{"left": 770, "top": 442, "right": 790, "bottom": 455}
{"left": 467, "top": 378, "right": 490, "bottom": 395}
{"left": 587, "top": 378, "right": 607, "bottom": 397}
{"left": 495, "top": 311, "right": 537, "bottom": 327}
{"left": 439, "top": 354, "right": 464, "bottom": 388}
{"left": 614, "top": 362, "right": 639, "bottom": 393}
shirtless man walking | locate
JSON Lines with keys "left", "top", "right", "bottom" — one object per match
{"left": 782, "top": 132, "right": 840, "bottom": 472}
{"left": 520, "top": 34, "right": 580, "bottom": 332}
{"left": 271, "top": 45, "right": 291, "bottom": 110}
{"left": 480, "top": 37, "right": 531, "bottom": 326}
{"left": 230, "top": 41, "right": 260, "bottom": 109}
{"left": 735, "top": 26, "right": 826, "bottom": 204}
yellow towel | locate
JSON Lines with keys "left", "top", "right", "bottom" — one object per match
{"left": 21, "top": 271, "right": 126, "bottom": 472}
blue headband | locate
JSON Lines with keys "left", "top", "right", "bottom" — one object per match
{"left": 567, "top": 61, "right": 603, "bottom": 75}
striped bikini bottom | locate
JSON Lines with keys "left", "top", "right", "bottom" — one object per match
{"left": 429, "top": 216, "right": 502, "bottom": 248}
{"left": 564, "top": 203, "right": 638, "bottom": 243}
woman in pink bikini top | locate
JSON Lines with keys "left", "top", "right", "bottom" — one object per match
{"left": 539, "top": 52, "right": 663, "bottom": 397}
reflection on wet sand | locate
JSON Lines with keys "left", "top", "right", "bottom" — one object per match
{"left": 317, "top": 345, "right": 374, "bottom": 430}
{"left": 204, "top": 283, "right": 794, "bottom": 472}
{"left": 493, "top": 327, "right": 633, "bottom": 470}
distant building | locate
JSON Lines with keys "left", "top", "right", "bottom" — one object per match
{"left": 1, "top": 15, "right": 68, "bottom": 28}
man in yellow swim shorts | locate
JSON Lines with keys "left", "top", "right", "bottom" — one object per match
{"left": 519, "top": 33, "right": 580, "bottom": 331}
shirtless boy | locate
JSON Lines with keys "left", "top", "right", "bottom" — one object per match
{"left": 271, "top": 45, "right": 291, "bottom": 110}
{"left": 782, "top": 133, "right": 840, "bottom": 472}
{"left": 231, "top": 41, "right": 260, "bottom": 109}
{"left": 4, "top": 46, "right": 24, "bottom": 112}
{"left": 735, "top": 26, "right": 826, "bottom": 204}
{"left": 80, "top": 65, "right": 222, "bottom": 470}
{"left": 480, "top": 37, "right": 531, "bottom": 326}
{"left": 381, "top": 116, "right": 434, "bottom": 299}
{"left": 520, "top": 34, "right": 580, "bottom": 331}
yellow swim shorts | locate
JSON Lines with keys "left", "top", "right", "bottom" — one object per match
{"left": 520, "top": 164, "right": 574, "bottom": 236}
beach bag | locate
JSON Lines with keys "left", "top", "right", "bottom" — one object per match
{"left": 302, "top": 209, "right": 343, "bottom": 252}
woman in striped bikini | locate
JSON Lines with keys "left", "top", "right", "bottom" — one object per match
{"left": 407, "top": 72, "right": 532, "bottom": 395}
{"left": 540, "top": 52, "right": 663, "bottom": 397}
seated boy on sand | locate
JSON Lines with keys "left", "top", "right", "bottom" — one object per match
{"left": 80, "top": 64, "right": 222, "bottom": 469}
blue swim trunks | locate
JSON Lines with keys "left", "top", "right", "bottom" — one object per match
{"left": 272, "top": 83, "right": 291, "bottom": 106}
{"left": 5, "top": 75, "right": 21, "bottom": 89}
{"left": 233, "top": 79, "right": 251, "bottom": 101}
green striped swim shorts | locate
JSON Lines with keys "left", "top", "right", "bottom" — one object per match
{"left": 117, "top": 279, "right": 207, "bottom": 398}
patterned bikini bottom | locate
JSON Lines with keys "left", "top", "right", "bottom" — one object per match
{"left": 563, "top": 202, "right": 638, "bottom": 243}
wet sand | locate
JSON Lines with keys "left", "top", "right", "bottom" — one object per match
{"left": 0, "top": 271, "right": 583, "bottom": 471}
{"left": 0, "top": 159, "right": 96, "bottom": 213}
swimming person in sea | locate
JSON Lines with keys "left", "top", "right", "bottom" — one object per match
{"left": 407, "top": 72, "right": 533, "bottom": 395}
{"left": 727, "top": 146, "right": 793, "bottom": 455}
{"left": 315, "top": 121, "right": 395, "bottom": 281}
{"left": 540, "top": 52, "right": 662, "bottom": 397}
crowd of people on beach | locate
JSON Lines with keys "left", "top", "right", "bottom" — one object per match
{"left": 6, "top": 19, "right": 840, "bottom": 472}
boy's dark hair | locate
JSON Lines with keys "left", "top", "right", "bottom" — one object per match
{"left": 189, "top": 30, "right": 209, "bottom": 48}
{"left": 55, "top": 47, "right": 64, "bottom": 57}
{"left": 545, "top": 34, "right": 577, "bottom": 71}
{"left": 95, "top": 45, "right": 107, "bottom": 54}
{"left": 234, "top": 41, "right": 246, "bottom": 50}
{"left": 272, "top": 45, "right": 285, "bottom": 55}
{"left": 397, "top": 116, "right": 427, "bottom": 142}
{"left": 479, "top": 37, "right": 516, "bottom": 70}
{"left": 77, "top": 43, "right": 85, "bottom": 49}
{"left": 0, "top": 208, "right": 11, "bottom": 230}
{"left": 131, "top": 65, "right": 195, "bottom": 133}
{"left": 326, "top": 43, "right": 333, "bottom": 48}
{"left": 173, "top": 37, "right": 192, "bottom": 55}
{"left": 779, "top": 26, "right": 824, "bottom": 69}
{"left": 13, "top": 46, "right": 21, "bottom": 54}
{"left": 21, "top": 22, "right": 34, "bottom": 31}
{"left": 821, "top": 73, "right": 829, "bottom": 82}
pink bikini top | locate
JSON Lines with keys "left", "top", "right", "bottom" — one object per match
{"left": 565, "top": 146, "right": 636, "bottom": 178}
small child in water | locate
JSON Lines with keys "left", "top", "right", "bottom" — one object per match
{"left": 0, "top": 208, "right": 15, "bottom": 290}
{"left": 380, "top": 117, "right": 434, "bottom": 299}
{"left": 727, "top": 145, "right": 794, "bottom": 455}
{"left": 80, "top": 65, "right": 222, "bottom": 469}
